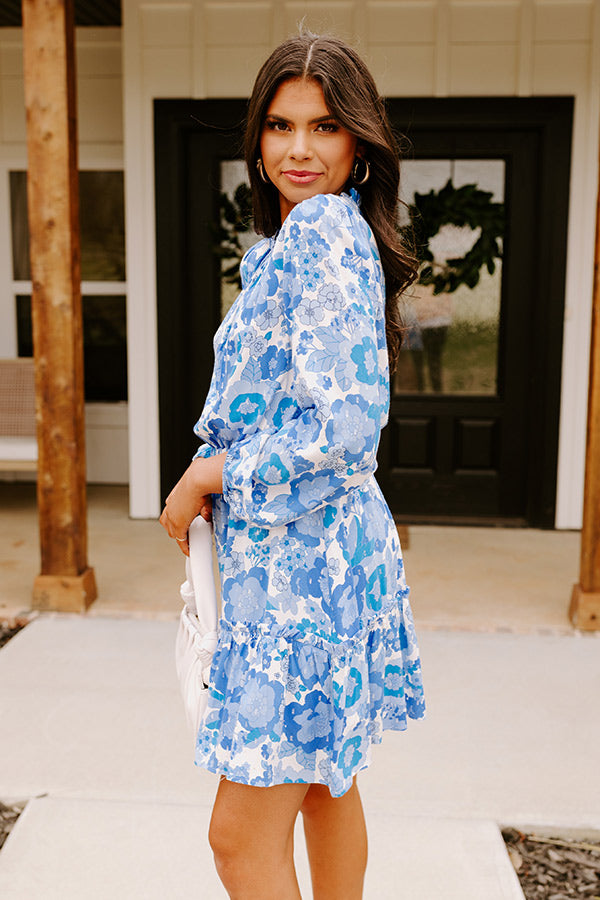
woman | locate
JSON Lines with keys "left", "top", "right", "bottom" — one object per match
{"left": 160, "top": 32, "right": 426, "bottom": 900}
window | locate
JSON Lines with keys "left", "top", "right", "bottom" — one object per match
{"left": 10, "top": 170, "right": 127, "bottom": 402}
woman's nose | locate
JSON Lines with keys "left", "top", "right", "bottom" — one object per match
{"left": 289, "top": 129, "right": 312, "bottom": 160}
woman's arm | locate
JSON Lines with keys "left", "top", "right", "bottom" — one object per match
{"left": 159, "top": 452, "right": 226, "bottom": 555}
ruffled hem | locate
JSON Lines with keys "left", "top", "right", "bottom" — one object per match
{"left": 195, "top": 743, "right": 376, "bottom": 799}
{"left": 193, "top": 593, "right": 425, "bottom": 798}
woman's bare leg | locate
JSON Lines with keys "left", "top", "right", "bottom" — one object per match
{"left": 209, "top": 777, "right": 310, "bottom": 900}
{"left": 300, "top": 776, "right": 368, "bottom": 900}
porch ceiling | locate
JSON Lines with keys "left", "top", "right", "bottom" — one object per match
{"left": 0, "top": 0, "right": 121, "bottom": 27}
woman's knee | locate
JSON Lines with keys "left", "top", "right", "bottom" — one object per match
{"left": 208, "top": 784, "right": 296, "bottom": 869}
{"left": 208, "top": 804, "right": 245, "bottom": 868}
{"left": 209, "top": 800, "right": 297, "bottom": 898}
{"left": 209, "top": 811, "right": 253, "bottom": 896}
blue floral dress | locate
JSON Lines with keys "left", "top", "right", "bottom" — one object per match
{"left": 192, "top": 189, "right": 425, "bottom": 797}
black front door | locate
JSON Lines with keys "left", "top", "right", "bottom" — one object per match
{"left": 155, "top": 97, "right": 572, "bottom": 527}
{"left": 155, "top": 100, "right": 247, "bottom": 495}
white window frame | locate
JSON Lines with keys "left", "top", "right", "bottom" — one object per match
{"left": 1, "top": 151, "right": 130, "bottom": 484}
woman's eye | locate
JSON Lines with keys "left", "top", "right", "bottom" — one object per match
{"left": 317, "top": 122, "right": 338, "bottom": 133}
{"left": 265, "top": 120, "right": 289, "bottom": 132}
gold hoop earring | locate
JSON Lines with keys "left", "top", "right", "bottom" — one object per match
{"left": 256, "top": 158, "right": 269, "bottom": 184}
{"left": 352, "top": 157, "right": 370, "bottom": 185}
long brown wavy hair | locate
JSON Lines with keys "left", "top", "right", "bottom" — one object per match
{"left": 244, "top": 32, "right": 417, "bottom": 372}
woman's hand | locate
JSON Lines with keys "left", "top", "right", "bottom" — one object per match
{"left": 159, "top": 453, "right": 226, "bottom": 556}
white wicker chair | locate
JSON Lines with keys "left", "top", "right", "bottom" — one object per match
{"left": 0, "top": 358, "right": 37, "bottom": 472}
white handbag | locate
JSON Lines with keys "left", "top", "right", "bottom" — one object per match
{"left": 175, "top": 515, "right": 219, "bottom": 737}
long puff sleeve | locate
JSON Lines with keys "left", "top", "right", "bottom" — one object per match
{"left": 221, "top": 192, "right": 390, "bottom": 526}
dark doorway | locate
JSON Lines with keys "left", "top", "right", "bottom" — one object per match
{"left": 154, "top": 97, "right": 572, "bottom": 526}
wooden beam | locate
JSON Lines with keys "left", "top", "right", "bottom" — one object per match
{"left": 22, "top": 0, "right": 96, "bottom": 611}
{"left": 570, "top": 130, "right": 600, "bottom": 630}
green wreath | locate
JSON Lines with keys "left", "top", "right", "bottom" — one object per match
{"left": 407, "top": 179, "right": 505, "bottom": 295}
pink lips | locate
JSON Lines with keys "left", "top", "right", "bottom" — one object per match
{"left": 283, "top": 170, "right": 321, "bottom": 184}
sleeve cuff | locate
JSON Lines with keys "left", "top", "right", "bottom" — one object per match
{"left": 192, "top": 443, "right": 217, "bottom": 462}
{"left": 220, "top": 441, "right": 247, "bottom": 519}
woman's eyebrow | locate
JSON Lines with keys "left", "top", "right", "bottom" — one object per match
{"left": 264, "top": 113, "right": 337, "bottom": 124}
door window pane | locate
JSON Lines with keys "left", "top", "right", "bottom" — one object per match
{"left": 218, "top": 160, "right": 258, "bottom": 319}
{"left": 395, "top": 159, "right": 505, "bottom": 396}
{"left": 10, "top": 170, "right": 126, "bottom": 281}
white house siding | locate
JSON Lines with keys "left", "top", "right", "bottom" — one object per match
{"left": 0, "top": 27, "right": 129, "bottom": 484}
{"left": 121, "top": 0, "right": 600, "bottom": 527}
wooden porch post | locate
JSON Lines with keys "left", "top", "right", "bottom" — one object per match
{"left": 22, "top": 0, "right": 97, "bottom": 611}
{"left": 570, "top": 135, "right": 600, "bottom": 630}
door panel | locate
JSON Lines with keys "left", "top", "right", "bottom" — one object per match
{"left": 379, "top": 100, "right": 571, "bottom": 525}
{"left": 380, "top": 129, "right": 537, "bottom": 521}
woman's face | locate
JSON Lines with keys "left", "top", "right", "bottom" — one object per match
{"left": 260, "top": 78, "right": 359, "bottom": 223}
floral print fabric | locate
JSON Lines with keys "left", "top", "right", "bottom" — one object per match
{"left": 193, "top": 190, "right": 425, "bottom": 797}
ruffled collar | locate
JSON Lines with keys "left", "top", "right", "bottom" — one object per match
{"left": 347, "top": 186, "right": 362, "bottom": 206}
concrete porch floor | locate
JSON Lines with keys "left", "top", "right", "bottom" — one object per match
{"left": 0, "top": 482, "right": 581, "bottom": 632}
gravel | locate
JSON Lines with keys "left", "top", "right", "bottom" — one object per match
{"left": 0, "top": 800, "right": 26, "bottom": 851}
{"left": 0, "top": 621, "right": 24, "bottom": 650}
{"left": 503, "top": 828, "right": 600, "bottom": 899}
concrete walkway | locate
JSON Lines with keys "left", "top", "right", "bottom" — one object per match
{"left": 1, "top": 614, "right": 599, "bottom": 898}
{"left": 0, "top": 484, "right": 595, "bottom": 896}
